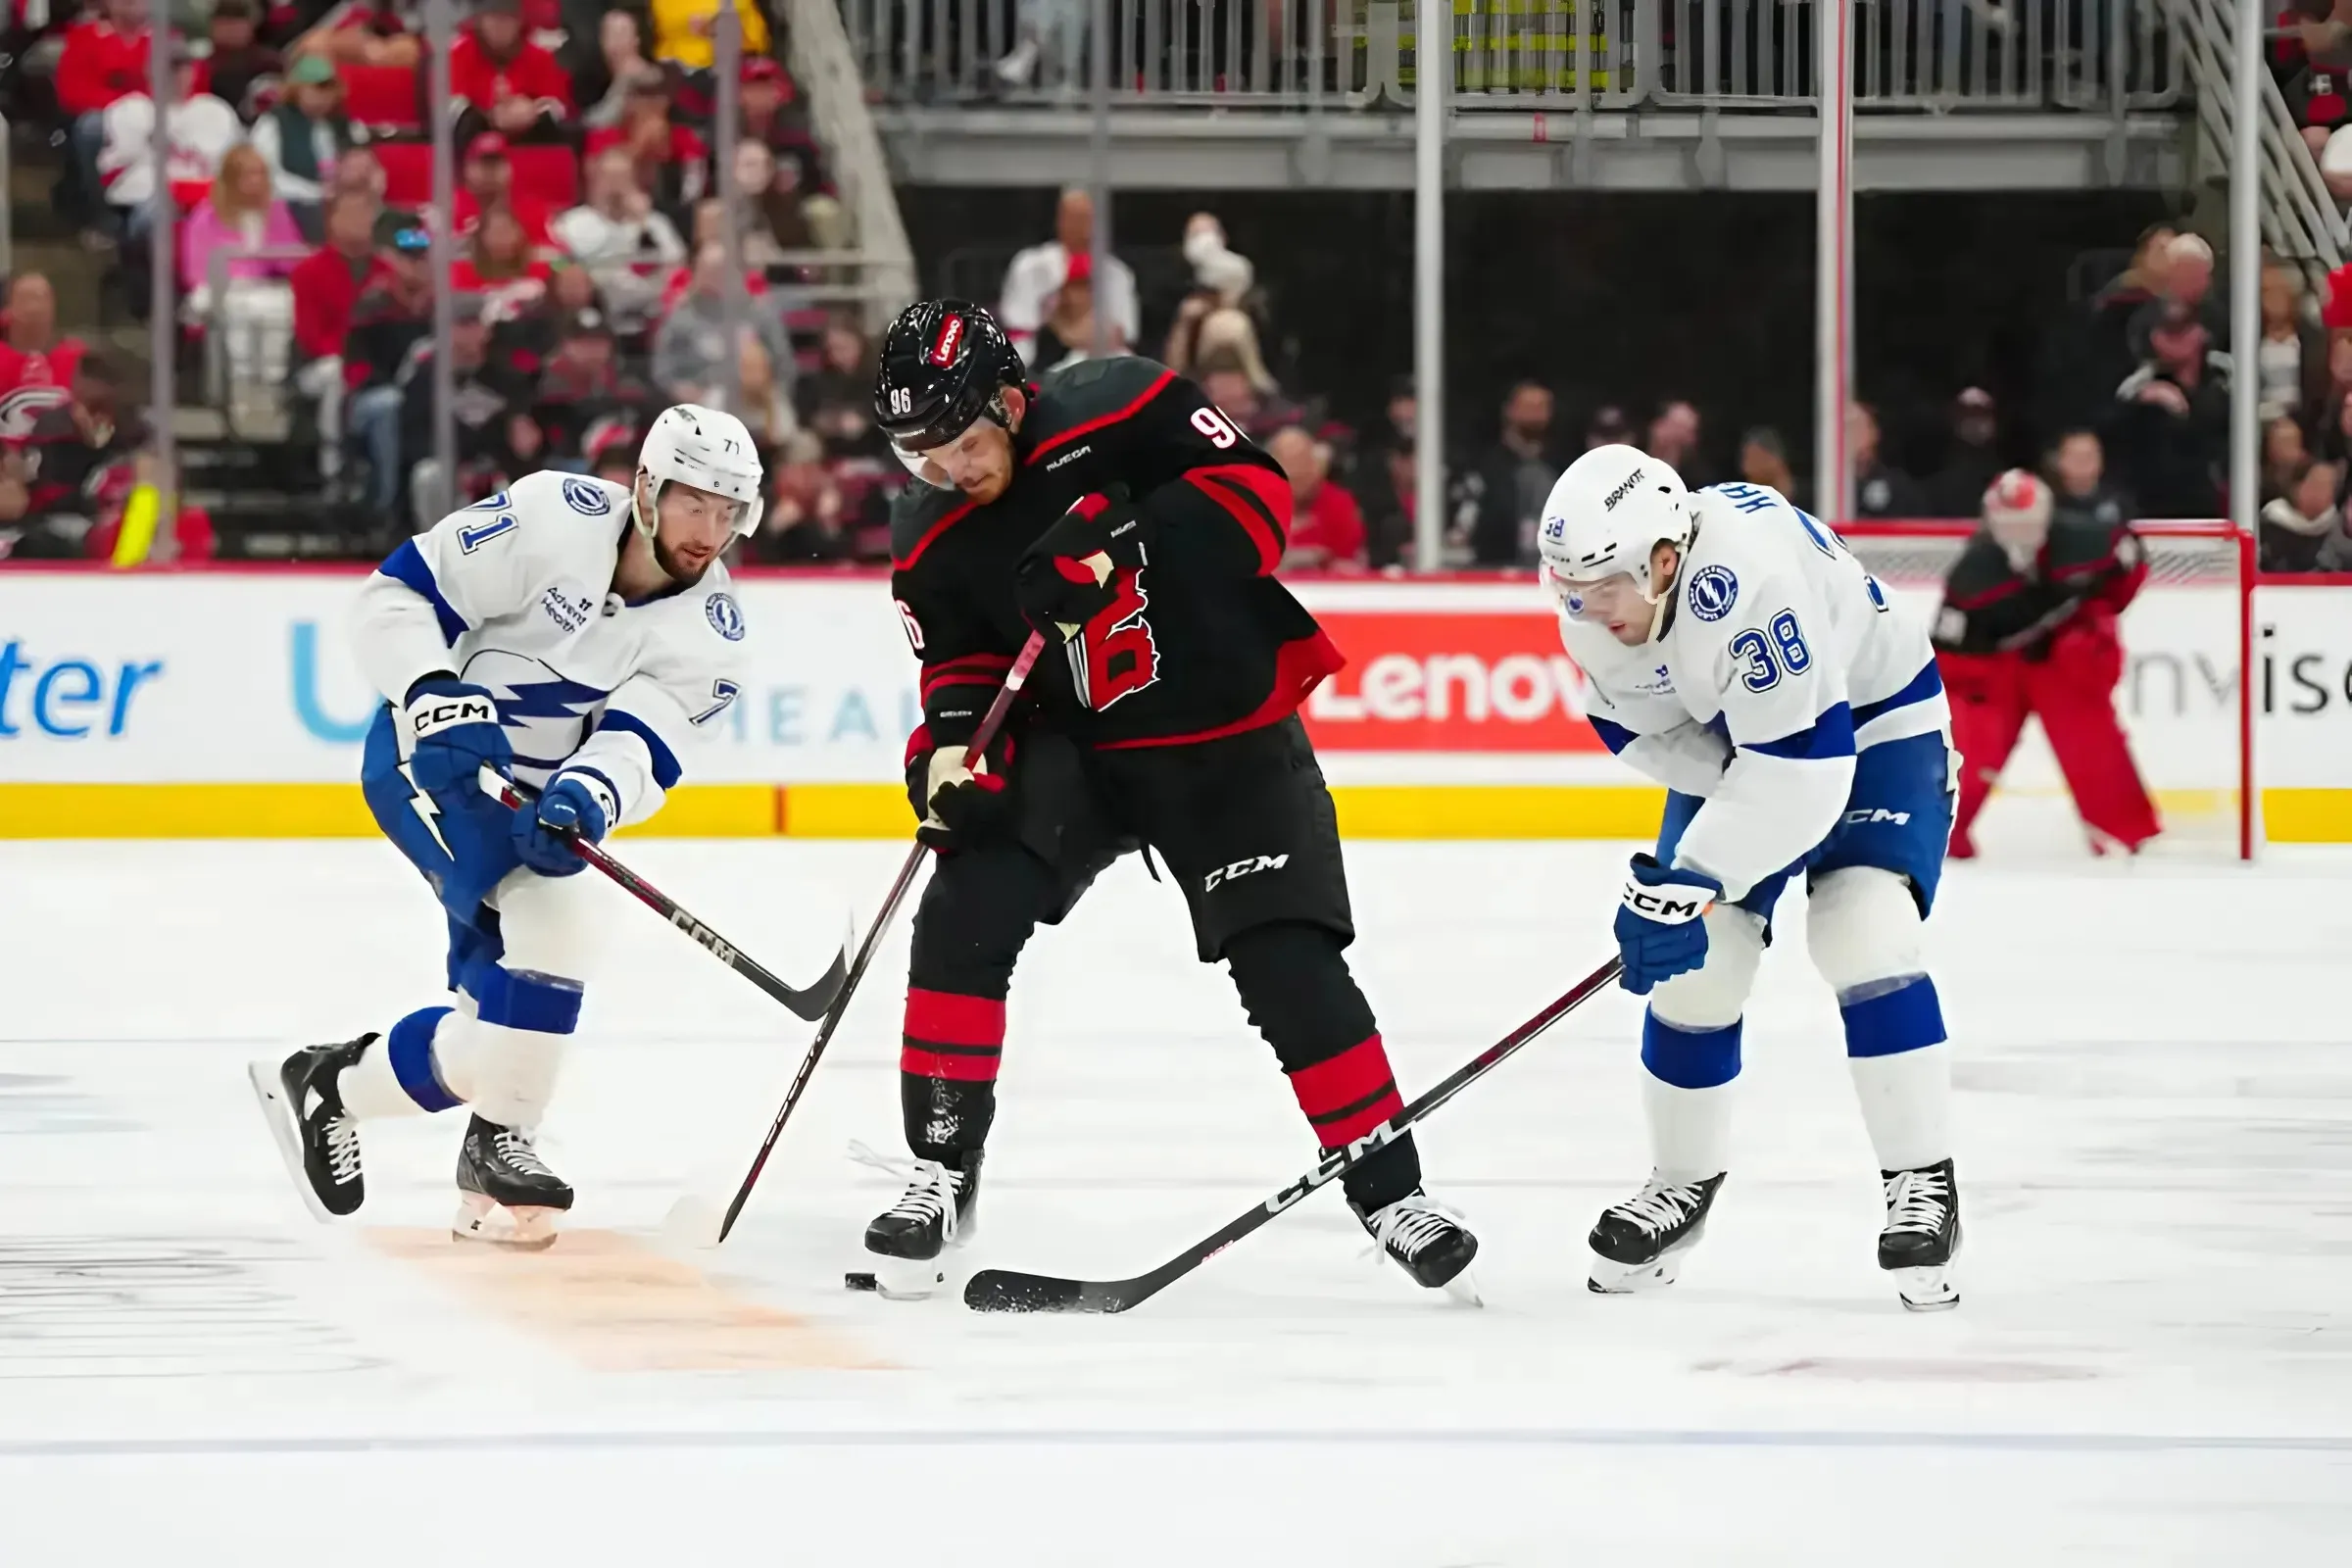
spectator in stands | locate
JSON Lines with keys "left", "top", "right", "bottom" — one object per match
{"left": 1850, "top": 401, "right": 1926, "bottom": 518}
{"left": 1926, "top": 387, "right": 2003, "bottom": 517}
{"left": 328, "top": 145, "right": 394, "bottom": 222}
{"left": 735, "top": 332, "right": 799, "bottom": 450}
{"left": 1267, "top": 424, "right": 1368, "bottom": 571}
{"left": 98, "top": 38, "right": 241, "bottom": 241}
{"left": 654, "top": 243, "right": 789, "bottom": 405}
{"left": 455, "top": 133, "right": 558, "bottom": 246}
{"left": 290, "top": 190, "right": 388, "bottom": 464}
{"left": 7, "top": 353, "right": 146, "bottom": 561}
{"left": 757, "top": 430, "right": 852, "bottom": 563}
{"left": 586, "top": 66, "right": 710, "bottom": 220}
{"left": 489, "top": 262, "right": 597, "bottom": 375}
{"left": 1353, "top": 438, "right": 1419, "bottom": 569}
{"left": 1194, "top": 349, "right": 1295, "bottom": 442}
{"left": 1740, "top": 425, "right": 1799, "bottom": 501}
{"left": 2257, "top": 261, "right": 2328, "bottom": 425}
{"left": 2107, "top": 302, "right": 2231, "bottom": 518}
{"left": 179, "top": 144, "right": 305, "bottom": 318}
{"left": 198, "top": 0, "right": 281, "bottom": 121}
{"left": 2260, "top": 456, "right": 2352, "bottom": 569}
{"left": 401, "top": 293, "right": 524, "bottom": 523}
{"left": 345, "top": 218, "right": 438, "bottom": 512}
{"left": 589, "top": 423, "right": 640, "bottom": 487}
{"left": 648, "top": 0, "right": 770, "bottom": 74}
{"left": 2265, "top": 415, "right": 2311, "bottom": 501}
{"left": 2040, "top": 221, "right": 2178, "bottom": 436}
{"left": 532, "top": 306, "right": 652, "bottom": 461}
{"left": 553, "top": 147, "right": 686, "bottom": 331}
{"left": 2046, "top": 427, "right": 2132, "bottom": 531}
{"left": 0, "top": 273, "right": 90, "bottom": 439}
{"left": 737, "top": 59, "right": 839, "bottom": 246}
{"left": 1164, "top": 213, "right": 1259, "bottom": 375}
{"left": 57, "top": 0, "right": 155, "bottom": 237}
{"left": 660, "top": 197, "right": 776, "bottom": 318}
{"left": 574, "top": 9, "right": 653, "bottom": 129}
{"left": 1645, "top": 399, "right": 1710, "bottom": 487}
{"left": 297, "top": 1, "right": 423, "bottom": 69}
{"left": 731, "top": 139, "right": 812, "bottom": 261}
{"left": 1463, "top": 379, "right": 1562, "bottom": 565}
{"left": 254, "top": 55, "right": 370, "bottom": 239}
{"left": 995, "top": 0, "right": 1085, "bottom": 90}
{"left": 452, "top": 206, "right": 554, "bottom": 318}
{"left": 1586, "top": 405, "right": 1633, "bottom": 451}
{"left": 450, "top": 0, "right": 574, "bottom": 148}
{"left": 1031, "top": 252, "right": 1125, "bottom": 368}
{"left": 798, "top": 316, "right": 879, "bottom": 456}
{"left": 998, "top": 187, "right": 1138, "bottom": 366}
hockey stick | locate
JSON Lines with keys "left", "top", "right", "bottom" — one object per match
{"left": 963, "top": 953, "right": 1627, "bottom": 1313}
{"left": 479, "top": 768, "right": 851, "bottom": 1022}
{"left": 698, "top": 629, "right": 1050, "bottom": 1245}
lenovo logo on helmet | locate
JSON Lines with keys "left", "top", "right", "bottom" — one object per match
{"left": 1602, "top": 467, "right": 1646, "bottom": 512}
{"left": 927, "top": 315, "right": 966, "bottom": 367}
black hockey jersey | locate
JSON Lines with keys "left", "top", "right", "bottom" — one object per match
{"left": 889, "top": 355, "right": 1341, "bottom": 751}
{"left": 1933, "top": 514, "right": 2147, "bottom": 657}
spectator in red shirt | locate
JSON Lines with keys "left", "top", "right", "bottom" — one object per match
{"left": 1265, "top": 424, "right": 1369, "bottom": 571}
{"left": 585, "top": 65, "right": 709, "bottom": 223}
{"left": 450, "top": 206, "right": 555, "bottom": 318}
{"left": 447, "top": 0, "right": 574, "bottom": 149}
{"left": 57, "top": 0, "right": 155, "bottom": 235}
{"left": 0, "top": 274, "right": 90, "bottom": 442}
{"left": 292, "top": 190, "right": 390, "bottom": 365}
{"left": 452, "top": 133, "right": 557, "bottom": 247}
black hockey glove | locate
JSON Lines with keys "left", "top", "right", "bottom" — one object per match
{"left": 1013, "top": 488, "right": 1151, "bottom": 643}
{"left": 905, "top": 723, "right": 1018, "bottom": 852}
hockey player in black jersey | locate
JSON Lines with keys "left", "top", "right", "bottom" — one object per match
{"left": 862, "top": 298, "right": 1478, "bottom": 1301}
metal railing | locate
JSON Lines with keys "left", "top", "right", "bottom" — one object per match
{"left": 784, "top": 0, "right": 921, "bottom": 331}
{"left": 2172, "top": 0, "right": 2342, "bottom": 277}
{"left": 844, "top": 0, "right": 2182, "bottom": 111}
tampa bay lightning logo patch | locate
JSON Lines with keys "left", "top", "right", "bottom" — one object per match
{"left": 1687, "top": 564, "right": 1740, "bottom": 622}
{"left": 562, "top": 477, "right": 612, "bottom": 516}
{"left": 706, "top": 593, "right": 746, "bottom": 642}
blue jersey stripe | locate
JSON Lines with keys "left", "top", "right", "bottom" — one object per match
{"left": 379, "top": 540, "right": 468, "bottom": 645}
{"left": 596, "top": 710, "right": 682, "bottom": 789}
{"left": 1740, "top": 701, "right": 1856, "bottom": 760}
{"left": 1851, "top": 660, "right": 1944, "bottom": 730}
{"left": 1589, "top": 715, "right": 1638, "bottom": 756}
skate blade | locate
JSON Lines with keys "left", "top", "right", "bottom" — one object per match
{"left": 1442, "top": 1269, "right": 1486, "bottom": 1308}
{"left": 247, "top": 1059, "right": 336, "bottom": 1225}
{"left": 866, "top": 1250, "right": 951, "bottom": 1300}
{"left": 452, "top": 1194, "right": 563, "bottom": 1251}
{"left": 1893, "top": 1265, "right": 1960, "bottom": 1311}
{"left": 1587, "top": 1247, "right": 1690, "bottom": 1294}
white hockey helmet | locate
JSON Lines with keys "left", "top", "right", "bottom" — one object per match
{"left": 1536, "top": 444, "right": 1693, "bottom": 640}
{"left": 636, "top": 403, "right": 765, "bottom": 538}
{"left": 1982, "top": 468, "right": 2052, "bottom": 571}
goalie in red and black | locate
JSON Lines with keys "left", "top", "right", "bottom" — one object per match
{"left": 863, "top": 298, "right": 1479, "bottom": 1301}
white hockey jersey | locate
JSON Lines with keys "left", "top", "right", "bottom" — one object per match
{"left": 350, "top": 469, "right": 750, "bottom": 826}
{"left": 1561, "top": 480, "right": 1948, "bottom": 899}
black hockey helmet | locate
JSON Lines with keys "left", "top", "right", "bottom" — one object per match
{"left": 873, "top": 299, "right": 1025, "bottom": 480}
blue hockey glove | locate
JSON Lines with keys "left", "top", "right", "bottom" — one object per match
{"left": 404, "top": 678, "right": 513, "bottom": 810}
{"left": 1614, "top": 854, "right": 1722, "bottom": 995}
{"left": 513, "top": 771, "right": 615, "bottom": 877}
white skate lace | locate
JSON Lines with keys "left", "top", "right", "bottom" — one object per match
{"left": 1612, "top": 1176, "right": 1711, "bottom": 1238}
{"left": 849, "top": 1141, "right": 963, "bottom": 1243}
{"left": 322, "top": 1114, "right": 362, "bottom": 1187}
{"left": 1363, "top": 1193, "right": 1464, "bottom": 1261}
{"left": 1883, "top": 1168, "right": 1950, "bottom": 1237}
{"left": 492, "top": 1126, "right": 555, "bottom": 1180}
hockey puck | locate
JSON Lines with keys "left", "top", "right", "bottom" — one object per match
{"left": 844, "top": 1270, "right": 879, "bottom": 1292}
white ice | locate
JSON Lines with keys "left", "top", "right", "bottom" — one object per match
{"left": 2, "top": 823, "right": 2349, "bottom": 1567}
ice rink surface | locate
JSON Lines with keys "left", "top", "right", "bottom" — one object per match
{"left": 3, "top": 815, "right": 2349, "bottom": 1566}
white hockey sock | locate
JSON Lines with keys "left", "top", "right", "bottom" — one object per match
{"left": 1643, "top": 1072, "right": 1733, "bottom": 1184}
{"left": 340, "top": 1005, "right": 467, "bottom": 1119}
{"left": 1847, "top": 1041, "right": 1952, "bottom": 1173}
{"left": 466, "top": 1017, "right": 568, "bottom": 1128}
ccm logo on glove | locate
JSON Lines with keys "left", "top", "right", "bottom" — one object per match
{"left": 1620, "top": 885, "right": 1711, "bottom": 922}
{"left": 411, "top": 693, "right": 498, "bottom": 738}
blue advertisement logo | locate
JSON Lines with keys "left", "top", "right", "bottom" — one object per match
{"left": 0, "top": 640, "right": 165, "bottom": 739}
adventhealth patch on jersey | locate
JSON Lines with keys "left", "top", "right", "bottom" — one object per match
{"left": 1687, "top": 564, "right": 1740, "bottom": 621}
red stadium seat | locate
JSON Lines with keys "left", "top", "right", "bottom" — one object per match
{"left": 339, "top": 63, "right": 421, "bottom": 131}
{"left": 376, "top": 141, "right": 432, "bottom": 206}
{"left": 507, "top": 144, "right": 579, "bottom": 210}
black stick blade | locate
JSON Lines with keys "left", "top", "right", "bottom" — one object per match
{"left": 963, "top": 1268, "right": 1128, "bottom": 1313}
{"left": 779, "top": 935, "right": 853, "bottom": 1021}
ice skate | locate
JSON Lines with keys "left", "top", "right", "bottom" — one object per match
{"left": 1880, "top": 1158, "right": 1962, "bottom": 1310}
{"left": 1353, "top": 1190, "right": 1482, "bottom": 1304}
{"left": 248, "top": 1034, "right": 376, "bottom": 1221}
{"left": 1588, "top": 1171, "right": 1725, "bottom": 1293}
{"left": 452, "top": 1115, "right": 573, "bottom": 1250}
{"left": 856, "top": 1143, "right": 983, "bottom": 1299}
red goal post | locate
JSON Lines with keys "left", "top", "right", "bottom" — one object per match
{"left": 1835, "top": 519, "right": 2257, "bottom": 861}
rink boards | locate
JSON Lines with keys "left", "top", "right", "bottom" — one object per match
{"left": 0, "top": 569, "right": 2345, "bottom": 841}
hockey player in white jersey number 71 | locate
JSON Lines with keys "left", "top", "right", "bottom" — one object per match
{"left": 248, "top": 405, "right": 760, "bottom": 1249}
{"left": 1543, "top": 445, "right": 1964, "bottom": 1311}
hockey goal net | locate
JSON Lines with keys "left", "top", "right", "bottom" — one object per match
{"left": 1838, "top": 521, "right": 2255, "bottom": 861}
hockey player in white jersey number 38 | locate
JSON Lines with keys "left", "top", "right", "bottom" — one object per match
{"left": 249, "top": 405, "right": 760, "bottom": 1249}
{"left": 1544, "top": 445, "right": 1964, "bottom": 1310}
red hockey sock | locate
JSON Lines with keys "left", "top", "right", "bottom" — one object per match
{"left": 1285, "top": 1033, "right": 1406, "bottom": 1148}
{"left": 901, "top": 987, "right": 1006, "bottom": 1081}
